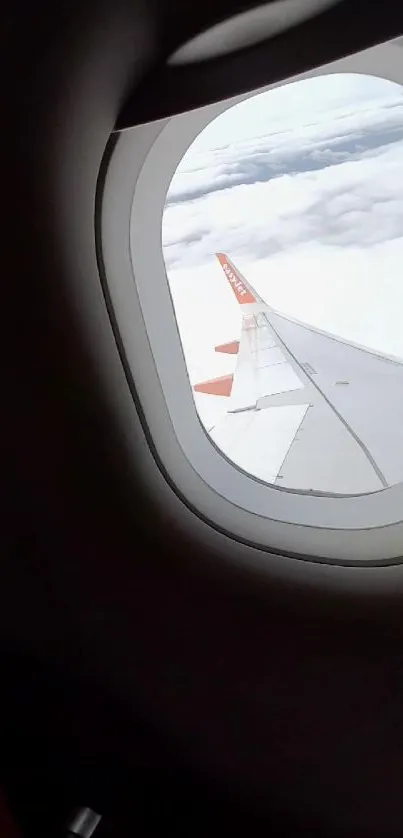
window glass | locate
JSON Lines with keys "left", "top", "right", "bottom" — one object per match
{"left": 162, "top": 74, "right": 403, "bottom": 495}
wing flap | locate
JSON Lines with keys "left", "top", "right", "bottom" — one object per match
{"left": 257, "top": 363, "right": 304, "bottom": 400}
{"left": 210, "top": 405, "right": 310, "bottom": 484}
{"left": 229, "top": 313, "right": 305, "bottom": 411}
{"left": 254, "top": 347, "right": 285, "bottom": 366}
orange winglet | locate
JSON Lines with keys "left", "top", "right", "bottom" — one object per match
{"left": 214, "top": 340, "right": 240, "bottom": 354}
{"left": 194, "top": 374, "right": 233, "bottom": 397}
{"left": 216, "top": 253, "right": 256, "bottom": 304}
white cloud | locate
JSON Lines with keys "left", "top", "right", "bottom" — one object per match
{"left": 161, "top": 73, "right": 403, "bottom": 429}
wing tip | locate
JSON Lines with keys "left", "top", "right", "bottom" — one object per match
{"left": 215, "top": 252, "right": 257, "bottom": 305}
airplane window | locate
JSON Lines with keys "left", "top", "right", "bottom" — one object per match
{"left": 162, "top": 73, "right": 403, "bottom": 496}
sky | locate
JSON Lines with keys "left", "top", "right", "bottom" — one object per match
{"left": 162, "top": 72, "right": 403, "bottom": 430}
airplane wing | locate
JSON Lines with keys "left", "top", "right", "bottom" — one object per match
{"left": 194, "top": 254, "right": 403, "bottom": 495}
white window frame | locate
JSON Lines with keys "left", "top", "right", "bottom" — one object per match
{"left": 100, "top": 36, "right": 403, "bottom": 564}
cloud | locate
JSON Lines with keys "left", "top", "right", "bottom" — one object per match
{"left": 164, "top": 79, "right": 403, "bottom": 209}
{"left": 165, "top": 117, "right": 403, "bottom": 208}
{"left": 163, "top": 139, "right": 403, "bottom": 268}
